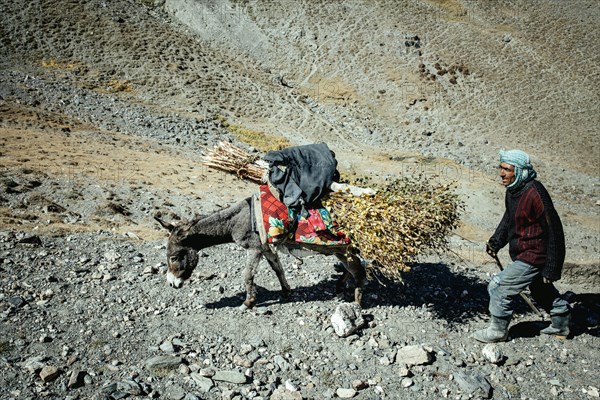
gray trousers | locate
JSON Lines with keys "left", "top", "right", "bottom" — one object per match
{"left": 488, "top": 259, "right": 570, "bottom": 318}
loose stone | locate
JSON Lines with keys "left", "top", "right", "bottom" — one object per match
{"left": 39, "top": 365, "right": 60, "bottom": 382}
{"left": 144, "top": 356, "right": 183, "bottom": 370}
{"left": 212, "top": 370, "right": 247, "bottom": 384}
{"left": 336, "top": 387, "right": 357, "bottom": 398}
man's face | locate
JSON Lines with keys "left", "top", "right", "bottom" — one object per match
{"left": 499, "top": 162, "right": 516, "bottom": 187}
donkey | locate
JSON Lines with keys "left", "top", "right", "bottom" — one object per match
{"left": 154, "top": 197, "right": 366, "bottom": 309}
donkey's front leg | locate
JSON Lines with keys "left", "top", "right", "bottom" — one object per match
{"left": 263, "top": 247, "right": 292, "bottom": 301}
{"left": 241, "top": 249, "right": 262, "bottom": 310}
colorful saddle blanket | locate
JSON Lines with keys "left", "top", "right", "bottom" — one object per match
{"left": 258, "top": 185, "right": 349, "bottom": 246}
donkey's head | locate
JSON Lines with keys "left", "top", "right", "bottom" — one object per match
{"left": 154, "top": 215, "right": 200, "bottom": 288}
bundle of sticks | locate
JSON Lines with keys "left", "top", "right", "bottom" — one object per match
{"left": 201, "top": 141, "right": 268, "bottom": 184}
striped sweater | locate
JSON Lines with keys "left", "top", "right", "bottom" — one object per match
{"left": 488, "top": 180, "right": 566, "bottom": 281}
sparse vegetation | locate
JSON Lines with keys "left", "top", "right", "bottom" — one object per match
{"left": 41, "top": 58, "right": 77, "bottom": 70}
{"left": 216, "top": 116, "right": 290, "bottom": 152}
{"left": 106, "top": 79, "right": 134, "bottom": 93}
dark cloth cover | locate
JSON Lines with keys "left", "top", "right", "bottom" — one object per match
{"left": 263, "top": 144, "right": 338, "bottom": 214}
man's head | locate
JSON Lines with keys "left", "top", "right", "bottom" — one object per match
{"left": 498, "top": 162, "right": 516, "bottom": 187}
{"left": 498, "top": 149, "right": 537, "bottom": 190}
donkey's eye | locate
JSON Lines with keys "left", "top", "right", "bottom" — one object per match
{"left": 169, "top": 256, "right": 178, "bottom": 263}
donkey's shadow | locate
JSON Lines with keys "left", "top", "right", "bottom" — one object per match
{"left": 204, "top": 261, "right": 599, "bottom": 336}
{"left": 205, "top": 261, "right": 492, "bottom": 324}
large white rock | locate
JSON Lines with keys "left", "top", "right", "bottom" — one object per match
{"left": 330, "top": 303, "right": 365, "bottom": 337}
{"left": 482, "top": 343, "right": 503, "bottom": 364}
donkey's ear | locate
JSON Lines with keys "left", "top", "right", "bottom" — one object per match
{"left": 154, "top": 214, "right": 175, "bottom": 232}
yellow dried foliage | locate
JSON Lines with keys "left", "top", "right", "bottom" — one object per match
{"left": 41, "top": 58, "right": 77, "bottom": 69}
{"left": 217, "top": 116, "right": 291, "bottom": 152}
{"left": 322, "top": 177, "right": 463, "bottom": 281}
{"left": 106, "top": 79, "right": 134, "bottom": 93}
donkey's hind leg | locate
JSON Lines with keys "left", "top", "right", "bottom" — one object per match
{"left": 242, "top": 249, "right": 262, "bottom": 310}
{"left": 263, "top": 247, "right": 292, "bottom": 300}
{"left": 334, "top": 254, "right": 352, "bottom": 301}
{"left": 335, "top": 252, "right": 366, "bottom": 305}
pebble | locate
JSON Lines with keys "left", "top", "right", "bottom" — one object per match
{"left": 7, "top": 296, "right": 26, "bottom": 307}
{"left": 143, "top": 265, "right": 159, "bottom": 274}
{"left": 352, "top": 379, "right": 368, "bottom": 390}
{"left": 190, "top": 373, "right": 214, "bottom": 392}
{"left": 159, "top": 340, "right": 176, "bottom": 353}
{"left": 454, "top": 372, "right": 492, "bottom": 399}
{"left": 144, "top": 356, "right": 183, "bottom": 370}
{"left": 335, "top": 388, "right": 357, "bottom": 398}
{"left": 271, "top": 387, "right": 302, "bottom": 400}
{"left": 67, "top": 370, "right": 86, "bottom": 389}
{"left": 274, "top": 355, "right": 291, "bottom": 371}
{"left": 164, "top": 384, "right": 186, "bottom": 400}
{"left": 401, "top": 377, "right": 414, "bottom": 388}
{"left": 39, "top": 365, "right": 60, "bottom": 382}
{"left": 585, "top": 386, "right": 600, "bottom": 397}
{"left": 395, "top": 345, "right": 433, "bottom": 366}
{"left": 21, "top": 356, "right": 48, "bottom": 374}
{"left": 117, "top": 379, "right": 142, "bottom": 395}
{"left": 285, "top": 380, "right": 299, "bottom": 392}
{"left": 212, "top": 370, "right": 247, "bottom": 384}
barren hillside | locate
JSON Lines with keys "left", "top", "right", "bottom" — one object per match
{"left": 0, "top": 1, "right": 599, "bottom": 399}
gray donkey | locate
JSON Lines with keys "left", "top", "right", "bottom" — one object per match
{"left": 154, "top": 198, "right": 366, "bottom": 309}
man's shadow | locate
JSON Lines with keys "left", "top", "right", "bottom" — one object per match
{"left": 361, "top": 261, "right": 490, "bottom": 323}
{"left": 510, "top": 292, "right": 600, "bottom": 339}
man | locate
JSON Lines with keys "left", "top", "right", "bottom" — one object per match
{"left": 473, "top": 149, "right": 571, "bottom": 343}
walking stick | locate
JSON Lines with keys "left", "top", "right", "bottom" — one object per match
{"left": 492, "top": 254, "right": 544, "bottom": 319}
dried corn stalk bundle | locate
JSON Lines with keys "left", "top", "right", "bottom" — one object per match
{"left": 322, "top": 178, "right": 463, "bottom": 281}
{"left": 201, "top": 141, "right": 267, "bottom": 183}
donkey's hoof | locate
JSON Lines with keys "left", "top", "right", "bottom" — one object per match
{"left": 240, "top": 299, "right": 256, "bottom": 311}
{"left": 280, "top": 290, "right": 292, "bottom": 302}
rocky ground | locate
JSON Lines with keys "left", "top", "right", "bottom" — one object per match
{"left": 1, "top": 0, "right": 599, "bottom": 399}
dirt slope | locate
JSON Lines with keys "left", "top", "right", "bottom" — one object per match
{"left": 0, "top": 1, "right": 599, "bottom": 399}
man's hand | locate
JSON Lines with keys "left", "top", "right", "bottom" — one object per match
{"left": 485, "top": 243, "right": 497, "bottom": 258}
{"left": 543, "top": 277, "right": 554, "bottom": 284}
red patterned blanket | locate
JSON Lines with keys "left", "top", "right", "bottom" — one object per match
{"left": 259, "top": 185, "right": 349, "bottom": 246}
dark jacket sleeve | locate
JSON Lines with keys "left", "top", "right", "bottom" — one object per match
{"left": 488, "top": 209, "right": 510, "bottom": 253}
{"left": 542, "top": 208, "right": 566, "bottom": 281}
{"left": 488, "top": 190, "right": 510, "bottom": 253}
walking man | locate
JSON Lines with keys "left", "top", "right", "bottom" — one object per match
{"left": 473, "top": 149, "right": 571, "bottom": 343}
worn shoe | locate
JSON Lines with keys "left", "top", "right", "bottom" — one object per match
{"left": 473, "top": 315, "right": 511, "bottom": 343}
{"left": 540, "top": 312, "right": 571, "bottom": 339}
